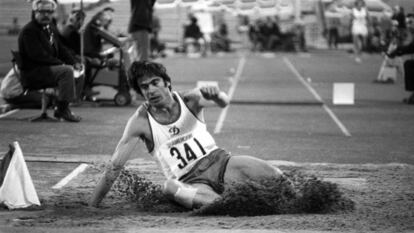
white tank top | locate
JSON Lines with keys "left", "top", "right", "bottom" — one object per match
{"left": 352, "top": 7, "right": 367, "bottom": 28}
{"left": 146, "top": 91, "right": 218, "bottom": 179}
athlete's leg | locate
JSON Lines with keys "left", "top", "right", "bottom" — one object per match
{"left": 163, "top": 179, "right": 220, "bottom": 209}
{"left": 223, "top": 155, "right": 284, "bottom": 184}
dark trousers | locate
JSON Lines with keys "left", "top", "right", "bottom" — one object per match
{"left": 404, "top": 59, "right": 414, "bottom": 91}
{"left": 21, "top": 65, "right": 76, "bottom": 102}
{"left": 4, "top": 91, "right": 47, "bottom": 109}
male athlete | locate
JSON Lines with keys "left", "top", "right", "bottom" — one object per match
{"left": 90, "top": 61, "right": 284, "bottom": 209}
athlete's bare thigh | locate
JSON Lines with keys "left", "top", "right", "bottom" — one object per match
{"left": 223, "top": 155, "right": 283, "bottom": 184}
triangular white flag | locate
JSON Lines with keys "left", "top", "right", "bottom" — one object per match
{"left": 0, "top": 141, "right": 40, "bottom": 209}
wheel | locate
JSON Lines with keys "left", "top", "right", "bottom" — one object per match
{"left": 114, "top": 92, "right": 131, "bottom": 106}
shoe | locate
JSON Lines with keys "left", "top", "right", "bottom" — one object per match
{"left": 403, "top": 98, "right": 414, "bottom": 105}
{"left": 373, "top": 79, "right": 395, "bottom": 84}
{"left": 82, "top": 89, "right": 100, "bottom": 98}
{"left": 54, "top": 108, "right": 81, "bottom": 122}
{"left": 384, "top": 79, "right": 395, "bottom": 84}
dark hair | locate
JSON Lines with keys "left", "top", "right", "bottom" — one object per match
{"left": 102, "top": 7, "right": 115, "bottom": 12}
{"left": 128, "top": 61, "right": 172, "bottom": 96}
{"left": 70, "top": 9, "right": 86, "bottom": 22}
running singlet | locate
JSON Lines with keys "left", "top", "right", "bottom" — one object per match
{"left": 352, "top": 7, "right": 368, "bottom": 36}
{"left": 146, "top": 91, "right": 218, "bottom": 179}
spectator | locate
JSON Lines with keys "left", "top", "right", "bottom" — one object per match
{"left": 193, "top": 7, "right": 215, "bottom": 53}
{"left": 404, "top": 13, "right": 414, "bottom": 45}
{"left": 387, "top": 14, "right": 414, "bottom": 104}
{"left": 210, "top": 23, "right": 231, "bottom": 53}
{"left": 59, "top": 9, "right": 85, "bottom": 56}
{"left": 248, "top": 19, "right": 262, "bottom": 51}
{"left": 183, "top": 15, "right": 206, "bottom": 56}
{"left": 293, "top": 16, "right": 307, "bottom": 52}
{"left": 258, "top": 18, "right": 271, "bottom": 50}
{"left": 1, "top": 67, "right": 53, "bottom": 112}
{"left": 128, "top": 0, "right": 155, "bottom": 61}
{"left": 18, "top": 0, "right": 82, "bottom": 122}
{"left": 351, "top": 0, "right": 370, "bottom": 63}
{"left": 379, "top": 10, "right": 393, "bottom": 47}
{"left": 237, "top": 15, "right": 250, "bottom": 50}
{"left": 8, "top": 17, "right": 21, "bottom": 35}
{"left": 83, "top": 9, "right": 117, "bottom": 59}
{"left": 368, "top": 18, "right": 383, "bottom": 52}
{"left": 101, "top": 7, "right": 115, "bottom": 31}
{"left": 267, "top": 16, "right": 283, "bottom": 51}
{"left": 391, "top": 5, "right": 406, "bottom": 42}
{"left": 83, "top": 9, "right": 121, "bottom": 100}
{"left": 326, "top": 17, "right": 340, "bottom": 49}
{"left": 150, "top": 13, "right": 166, "bottom": 58}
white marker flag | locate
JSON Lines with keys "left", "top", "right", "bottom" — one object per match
{"left": 0, "top": 142, "right": 40, "bottom": 209}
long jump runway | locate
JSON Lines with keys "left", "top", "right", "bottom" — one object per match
{"left": 1, "top": 52, "right": 414, "bottom": 232}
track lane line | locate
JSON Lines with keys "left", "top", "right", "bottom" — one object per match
{"left": 214, "top": 55, "right": 246, "bottom": 134}
{"left": 52, "top": 163, "right": 89, "bottom": 189}
{"left": 0, "top": 109, "right": 20, "bottom": 119}
{"left": 283, "top": 57, "right": 351, "bottom": 137}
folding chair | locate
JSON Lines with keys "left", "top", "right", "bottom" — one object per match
{"left": 10, "top": 50, "right": 57, "bottom": 122}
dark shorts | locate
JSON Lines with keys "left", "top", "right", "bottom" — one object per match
{"left": 179, "top": 148, "right": 231, "bottom": 194}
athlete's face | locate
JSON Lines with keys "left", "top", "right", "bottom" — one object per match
{"left": 138, "top": 76, "right": 171, "bottom": 106}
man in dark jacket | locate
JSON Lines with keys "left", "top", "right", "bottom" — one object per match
{"left": 128, "top": 0, "right": 156, "bottom": 61}
{"left": 388, "top": 19, "right": 414, "bottom": 104}
{"left": 18, "top": 0, "right": 82, "bottom": 122}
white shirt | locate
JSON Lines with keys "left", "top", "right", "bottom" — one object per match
{"left": 147, "top": 91, "right": 218, "bottom": 179}
{"left": 352, "top": 7, "right": 368, "bottom": 36}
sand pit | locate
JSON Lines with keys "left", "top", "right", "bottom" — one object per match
{"left": 0, "top": 160, "right": 413, "bottom": 233}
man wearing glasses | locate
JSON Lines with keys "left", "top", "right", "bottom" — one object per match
{"left": 17, "top": 0, "right": 82, "bottom": 122}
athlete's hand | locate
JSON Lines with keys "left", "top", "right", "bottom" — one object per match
{"left": 200, "top": 86, "right": 220, "bottom": 101}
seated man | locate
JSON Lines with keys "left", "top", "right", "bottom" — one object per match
{"left": 183, "top": 16, "right": 206, "bottom": 56}
{"left": 1, "top": 67, "right": 53, "bottom": 112}
{"left": 210, "top": 23, "right": 231, "bottom": 53}
{"left": 18, "top": 0, "right": 82, "bottom": 122}
{"left": 83, "top": 8, "right": 122, "bottom": 99}
{"left": 58, "top": 9, "right": 86, "bottom": 101}
{"left": 89, "top": 61, "right": 284, "bottom": 209}
{"left": 59, "top": 9, "right": 85, "bottom": 56}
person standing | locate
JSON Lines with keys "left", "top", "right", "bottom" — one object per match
{"left": 387, "top": 15, "right": 414, "bottom": 104}
{"left": 351, "top": 0, "right": 370, "bottom": 63}
{"left": 128, "top": 0, "right": 156, "bottom": 62}
{"left": 391, "top": 5, "right": 406, "bottom": 44}
{"left": 18, "top": 0, "right": 82, "bottom": 122}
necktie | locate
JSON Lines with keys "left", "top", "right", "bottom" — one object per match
{"left": 43, "top": 25, "right": 54, "bottom": 45}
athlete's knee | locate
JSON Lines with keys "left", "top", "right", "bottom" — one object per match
{"left": 163, "top": 179, "right": 198, "bottom": 209}
{"left": 162, "top": 179, "right": 179, "bottom": 197}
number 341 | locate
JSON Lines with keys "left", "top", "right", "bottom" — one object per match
{"left": 170, "top": 138, "right": 206, "bottom": 169}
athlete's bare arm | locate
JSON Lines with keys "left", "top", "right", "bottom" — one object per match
{"left": 183, "top": 86, "right": 229, "bottom": 115}
{"left": 89, "top": 106, "right": 149, "bottom": 207}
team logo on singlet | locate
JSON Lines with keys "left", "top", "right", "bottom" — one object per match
{"left": 169, "top": 126, "right": 180, "bottom": 135}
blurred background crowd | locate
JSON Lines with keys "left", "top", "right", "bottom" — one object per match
{"left": 0, "top": 0, "right": 414, "bottom": 117}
